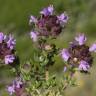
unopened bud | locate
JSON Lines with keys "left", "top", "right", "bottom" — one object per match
{"left": 45, "top": 45, "right": 52, "bottom": 50}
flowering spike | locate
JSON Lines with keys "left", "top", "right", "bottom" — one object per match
{"left": 61, "top": 34, "right": 94, "bottom": 72}
{"left": 89, "top": 43, "right": 96, "bottom": 52}
{"left": 30, "top": 5, "right": 68, "bottom": 38}
{"left": 75, "top": 33, "right": 87, "bottom": 45}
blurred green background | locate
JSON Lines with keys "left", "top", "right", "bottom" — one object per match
{"left": 0, "top": 0, "right": 96, "bottom": 96}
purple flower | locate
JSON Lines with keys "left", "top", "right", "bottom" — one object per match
{"left": 60, "top": 49, "right": 70, "bottom": 61}
{"left": 40, "top": 5, "right": 54, "bottom": 16}
{"left": 75, "top": 34, "right": 87, "bottom": 45}
{"left": 89, "top": 43, "right": 96, "bottom": 52}
{"left": 7, "top": 78, "right": 23, "bottom": 95}
{"left": 13, "top": 78, "right": 23, "bottom": 89}
{"left": 15, "top": 80, "right": 23, "bottom": 88}
{"left": 4, "top": 55, "right": 15, "bottom": 64}
{"left": 7, "top": 35, "right": 16, "bottom": 50}
{"left": 57, "top": 13, "right": 68, "bottom": 25}
{"left": 30, "top": 31, "right": 38, "bottom": 42}
{"left": 29, "top": 15, "right": 37, "bottom": 24}
{"left": 7, "top": 85, "right": 15, "bottom": 95}
{"left": 63, "top": 66, "right": 67, "bottom": 72}
{"left": 79, "top": 60, "right": 90, "bottom": 71}
{"left": 0, "top": 32, "right": 6, "bottom": 43}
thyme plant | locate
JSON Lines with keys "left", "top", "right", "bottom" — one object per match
{"left": 0, "top": 5, "right": 95, "bottom": 96}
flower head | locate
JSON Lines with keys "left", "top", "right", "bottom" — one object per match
{"left": 75, "top": 34, "right": 87, "bottom": 45}
{"left": 40, "top": 5, "right": 54, "bottom": 16}
{"left": 79, "top": 60, "right": 90, "bottom": 71}
{"left": 5, "top": 55, "right": 15, "bottom": 64}
{"left": 7, "top": 35, "right": 16, "bottom": 50}
{"left": 89, "top": 43, "right": 96, "bottom": 52}
{"left": 30, "top": 31, "right": 38, "bottom": 42}
{"left": 29, "top": 5, "right": 68, "bottom": 38}
{"left": 68, "top": 43, "right": 92, "bottom": 71}
{"left": 60, "top": 49, "right": 70, "bottom": 61}
{"left": 0, "top": 32, "right": 16, "bottom": 65}
{"left": 61, "top": 34, "right": 94, "bottom": 72}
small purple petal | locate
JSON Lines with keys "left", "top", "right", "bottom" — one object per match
{"left": 30, "top": 31, "right": 38, "bottom": 42}
{"left": 7, "top": 35, "right": 16, "bottom": 50}
{"left": 4, "top": 55, "right": 15, "bottom": 64}
{"left": 40, "top": 5, "right": 54, "bottom": 16}
{"left": 89, "top": 43, "right": 96, "bottom": 52}
{"left": 57, "top": 13, "right": 68, "bottom": 25}
{"left": 7, "top": 85, "right": 15, "bottom": 95}
{"left": 40, "top": 8, "right": 48, "bottom": 16}
{"left": 29, "top": 15, "right": 37, "bottom": 24}
{"left": 7, "top": 78, "right": 23, "bottom": 95}
{"left": 47, "top": 5, "right": 54, "bottom": 15}
{"left": 75, "top": 34, "right": 87, "bottom": 45}
{"left": 63, "top": 66, "right": 67, "bottom": 72}
{"left": 16, "top": 80, "right": 23, "bottom": 88}
{"left": 79, "top": 60, "right": 90, "bottom": 71}
{"left": 0, "top": 32, "right": 5, "bottom": 43}
{"left": 13, "top": 79, "right": 22, "bottom": 88}
{"left": 60, "top": 49, "right": 70, "bottom": 61}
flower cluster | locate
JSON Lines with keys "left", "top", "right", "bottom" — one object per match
{"left": 0, "top": 32, "right": 16, "bottom": 64}
{"left": 61, "top": 33, "right": 96, "bottom": 72}
{"left": 6, "top": 5, "right": 96, "bottom": 96}
{"left": 7, "top": 78, "right": 24, "bottom": 95}
{"left": 30, "top": 5, "right": 68, "bottom": 42}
